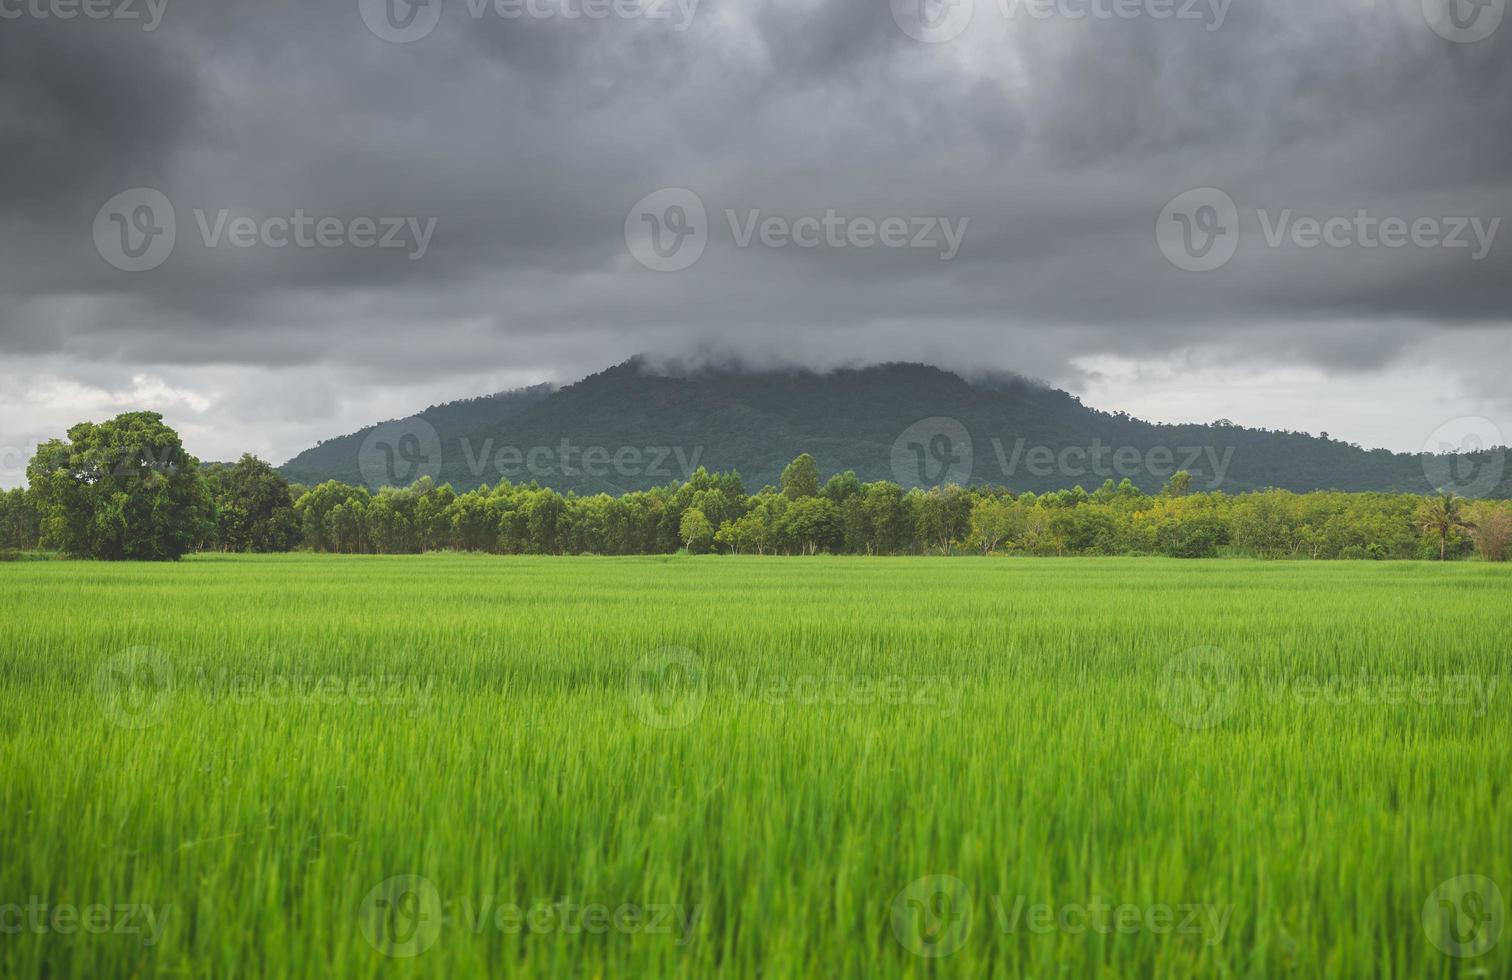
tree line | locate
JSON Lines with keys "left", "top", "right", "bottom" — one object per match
{"left": 4, "top": 411, "right": 1509, "bottom": 562}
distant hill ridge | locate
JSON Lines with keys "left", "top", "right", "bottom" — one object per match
{"left": 278, "top": 357, "right": 1508, "bottom": 497}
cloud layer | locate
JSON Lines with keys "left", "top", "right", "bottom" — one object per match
{"left": 1, "top": 0, "right": 1508, "bottom": 479}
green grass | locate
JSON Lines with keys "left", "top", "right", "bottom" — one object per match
{"left": 1, "top": 555, "right": 1509, "bottom": 978}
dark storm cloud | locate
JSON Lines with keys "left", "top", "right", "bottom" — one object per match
{"left": 0, "top": 0, "right": 1508, "bottom": 461}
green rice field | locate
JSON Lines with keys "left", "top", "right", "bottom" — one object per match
{"left": 1, "top": 555, "right": 1508, "bottom": 977}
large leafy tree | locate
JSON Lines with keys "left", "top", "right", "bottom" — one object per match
{"left": 679, "top": 507, "right": 714, "bottom": 553}
{"left": 780, "top": 453, "right": 820, "bottom": 500}
{"left": 204, "top": 455, "right": 300, "bottom": 552}
{"left": 0, "top": 489, "right": 41, "bottom": 551}
{"left": 27, "top": 412, "right": 213, "bottom": 560}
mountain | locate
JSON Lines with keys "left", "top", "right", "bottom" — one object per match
{"left": 279, "top": 358, "right": 1508, "bottom": 498}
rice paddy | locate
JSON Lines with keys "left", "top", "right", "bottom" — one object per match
{"left": 1, "top": 554, "right": 1508, "bottom": 977}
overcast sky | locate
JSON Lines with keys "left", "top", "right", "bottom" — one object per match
{"left": 2, "top": 0, "right": 1509, "bottom": 485}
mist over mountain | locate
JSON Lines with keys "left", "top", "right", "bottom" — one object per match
{"left": 279, "top": 358, "right": 1506, "bottom": 498}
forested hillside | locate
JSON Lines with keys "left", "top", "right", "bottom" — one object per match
{"left": 279, "top": 359, "right": 1508, "bottom": 497}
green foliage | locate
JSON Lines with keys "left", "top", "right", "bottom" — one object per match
{"left": 23, "top": 427, "right": 1512, "bottom": 560}
{"left": 0, "top": 488, "right": 41, "bottom": 550}
{"left": 780, "top": 453, "right": 820, "bottom": 500}
{"left": 1415, "top": 492, "right": 1475, "bottom": 562}
{"left": 203, "top": 455, "right": 300, "bottom": 553}
{"left": 26, "top": 412, "right": 213, "bottom": 560}
{"left": 777, "top": 496, "right": 842, "bottom": 555}
{"left": 679, "top": 507, "right": 714, "bottom": 553}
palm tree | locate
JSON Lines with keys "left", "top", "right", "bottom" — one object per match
{"left": 1416, "top": 492, "right": 1475, "bottom": 561}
